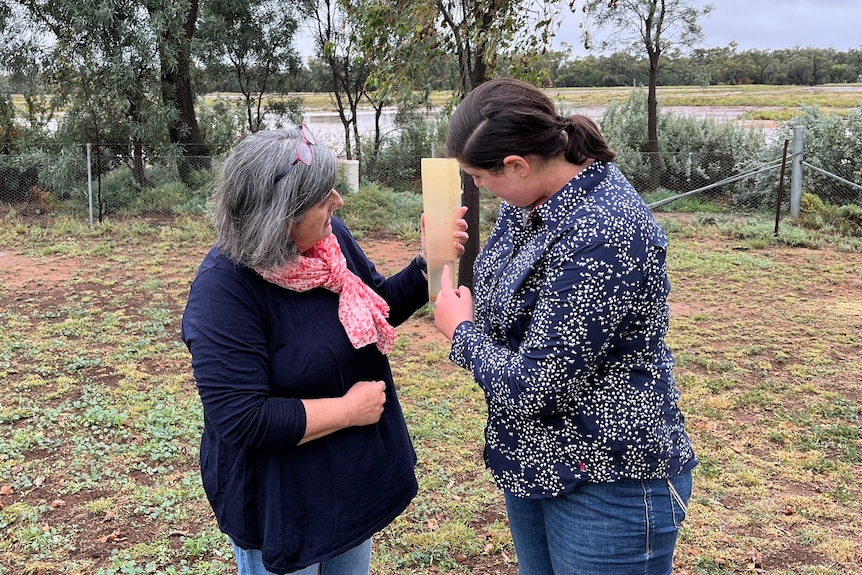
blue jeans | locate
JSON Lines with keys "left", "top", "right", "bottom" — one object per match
{"left": 231, "top": 538, "right": 372, "bottom": 575}
{"left": 504, "top": 471, "right": 692, "bottom": 575}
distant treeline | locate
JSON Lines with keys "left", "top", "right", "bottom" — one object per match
{"left": 6, "top": 45, "right": 843, "bottom": 95}
{"left": 549, "top": 46, "right": 862, "bottom": 87}
{"left": 190, "top": 46, "right": 862, "bottom": 94}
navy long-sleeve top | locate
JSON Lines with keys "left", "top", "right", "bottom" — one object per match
{"left": 181, "top": 218, "right": 427, "bottom": 573}
{"left": 450, "top": 161, "right": 697, "bottom": 498}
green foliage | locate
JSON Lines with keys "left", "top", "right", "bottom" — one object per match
{"left": 599, "top": 89, "right": 650, "bottom": 158}
{"left": 105, "top": 176, "right": 212, "bottom": 218}
{"left": 265, "top": 95, "right": 306, "bottom": 129}
{"left": 195, "top": 0, "right": 304, "bottom": 134}
{"left": 796, "top": 192, "right": 862, "bottom": 238}
{"left": 785, "top": 105, "right": 862, "bottom": 205}
{"left": 362, "top": 111, "right": 449, "bottom": 193}
{"left": 737, "top": 104, "right": 862, "bottom": 212}
{"left": 837, "top": 203, "right": 862, "bottom": 227}
{"left": 582, "top": 0, "right": 712, "bottom": 57}
{"left": 0, "top": 155, "right": 39, "bottom": 202}
{"left": 800, "top": 191, "right": 828, "bottom": 214}
{"left": 138, "top": 163, "right": 215, "bottom": 216}
{"left": 660, "top": 115, "right": 766, "bottom": 190}
{"left": 644, "top": 188, "right": 723, "bottom": 212}
{"left": 551, "top": 46, "right": 862, "bottom": 89}
{"left": 196, "top": 99, "right": 249, "bottom": 156}
{"left": 99, "top": 168, "right": 141, "bottom": 214}
{"left": 22, "top": 147, "right": 88, "bottom": 203}
{"left": 126, "top": 182, "right": 190, "bottom": 216}
{"left": 601, "top": 89, "right": 770, "bottom": 209}
{"left": 339, "top": 183, "right": 423, "bottom": 238}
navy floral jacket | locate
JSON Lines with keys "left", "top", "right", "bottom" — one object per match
{"left": 450, "top": 161, "right": 697, "bottom": 498}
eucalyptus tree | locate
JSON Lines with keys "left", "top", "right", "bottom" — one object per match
{"left": 739, "top": 49, "right": 776, "bottom": 84}
{"left": 142, "top": 0, "right": 211, "bottom": 175}
{"left": 846, "top": 48, "right": 862, "bottom": 82}
{"left": 343, "top": 0, "right": 448, "bottom": 161}
{"left": 3, "top": 0, "right": 212, "bottom": 190}
{"left": 439, "top": 0, "right": 569, "bottom": 284}
{"left": 0, "top": 0, "right": 170, "bottom": 218}
{"left": 686, "top": 45, "right": 734, "bottom": 85}
{"left": 580, "top": 0, "right": 713, "bottom": 190}
{"left": 799, "top": 47, "right": 835, "bottom": 85}
{"left": 0, "top": 6, "right": 56, "bottom": 140}
{"left": 301, "top": 0, "right": 373, "bottom": 161}
{"left": 598, "top": 51, "right": 647, "bottom": 86}
{"left": 195, "top": 0, "right": 304, "bottom": 134}
{"left": 349, "top": 0, "right": 568, "bottom": 286}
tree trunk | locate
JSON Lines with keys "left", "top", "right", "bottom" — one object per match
{"left": 154, "top": 0, "right": 211, "bottom": 183}
{"left": 132, "top": 140, "right": 147, "bottom": 189}
{"left": 647, "top": 51, "right": 661, "bottom": 192}
{"left": 457, "top": 175, "right": 480, "bottom": 288}
{"left": 456, "top": 19, "right": 494, "bottom": 289}
{"left": 128, "top": 99, "right": 148, "bottom": 188}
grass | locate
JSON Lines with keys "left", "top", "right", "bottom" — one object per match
{"left": 548, "top": 84, "right": 862, "bottom": 110}
{"left": 200, "top": 83, "right": 862, "bottom": 116}
{"left": 0, "top": 207, "right": 860, "bottom": 574}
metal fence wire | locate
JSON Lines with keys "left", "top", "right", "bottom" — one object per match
{"left": 0, "top": 144, "right": 860, "bottom": 226}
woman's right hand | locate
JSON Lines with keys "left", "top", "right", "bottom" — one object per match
{"left": 343, "top": 380, "right": 386, "bottom": 426}
{"left": 433, "top": 264, "right": 474, "bottom": 340}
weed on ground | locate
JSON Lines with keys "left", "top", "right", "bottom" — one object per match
{"left": 0, "top": 214, "right": 860, "bottom": 574}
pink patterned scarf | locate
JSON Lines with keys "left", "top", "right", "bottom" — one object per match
{"left": 256, "top": 233, "right": 397, "bottom": 354}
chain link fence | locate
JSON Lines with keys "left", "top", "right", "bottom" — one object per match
{"left": 1, "top": 145, "right": 860, "bottom": 227}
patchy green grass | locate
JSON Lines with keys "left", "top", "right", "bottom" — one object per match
{"left": 0, "top": 212, "right": 860, "bottom": 574}
{"left": 207, "top": 84, "right": 862, "bottom": 118}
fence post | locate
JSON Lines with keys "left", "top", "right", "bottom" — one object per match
{"left": 790, "top": 126, "right": 804, "bottom": 217}
{"left": 86, "top": 143, "right": 94, "bottom": 226}
{"left": 338, "top": 159, "right": 360, "bottom": 194}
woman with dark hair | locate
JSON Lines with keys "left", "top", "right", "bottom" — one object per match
{"left": 182, "top": 126, "right": 467, "bottom": 575}
{"left": 434, "top": 78, "right": 697, "bottom": 575}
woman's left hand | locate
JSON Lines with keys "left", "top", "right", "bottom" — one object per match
{"left": 452, "top": 205, "right": 469, "bottom": 258}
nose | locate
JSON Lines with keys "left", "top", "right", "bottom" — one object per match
{"left": 331, "top": 189, "right": 344, "bottom": 208}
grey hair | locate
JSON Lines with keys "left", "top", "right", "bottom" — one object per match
{"left": 211, "top": 127, "right": 338, "bottom": 269}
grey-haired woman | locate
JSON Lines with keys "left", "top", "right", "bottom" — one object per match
{"left": 181, "top": 126, "right": 467, "bottom": 575}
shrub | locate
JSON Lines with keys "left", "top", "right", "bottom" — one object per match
{"left": 600, "top": 89, "right": 772, "bottom": 211}
{"left": 127, "top": 182, "right": 191, "bottom": 216}
{"left": 32, "top": 147, "right": 89, "bottom": 203}
{"left": 362, "top": 109, "right": 449, "bottom": 194}
{"left": 197, "top": 98, "right": 249, "bottom": 156}
{"left": 758, "top": 104, "right": 862, "bottom": 209}
{"left": 797, "top": 193, "right": 862, "bottom": 237}
{"left": 339, "top": 183, "right": 423, "bottom": 238}
{"left": 98, "top": 167, "right": 140, "bottom": 214}
{"left": 0, "top": 155, "right": 39, "bottom": 203}
{"left": 643, "top": 187, "right": 724, "bottom": 213}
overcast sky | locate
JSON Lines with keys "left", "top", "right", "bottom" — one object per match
{"left": 555, "top": 0, "right": 862, "bottom": 55}
{"left": 294, "top": 1, "right": 861, "bottom": 60}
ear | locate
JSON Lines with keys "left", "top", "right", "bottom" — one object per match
{"left": 502, "top": 155, "right": 529, "bottom": 178}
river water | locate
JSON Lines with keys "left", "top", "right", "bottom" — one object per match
{"left": 302, "top": 105, "right": 777, "bottom": 154}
